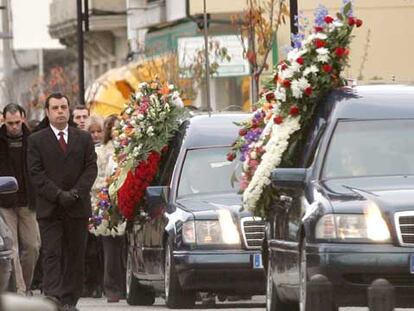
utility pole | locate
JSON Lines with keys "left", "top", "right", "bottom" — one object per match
{"left": 76, "top": 0, "right": 89, "bottom": 106}
{"left": 202, "top": 0, "right": 212, "bottom": 115}
{"left": 1, "top": 0, "right": 14, "bottom": 107}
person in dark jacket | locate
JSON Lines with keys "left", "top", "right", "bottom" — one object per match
{"left": 27, "top": 93, "right": 97, "bottom": 311}
{"left": 0, "top": 103, "right": 40, "bottom": 296}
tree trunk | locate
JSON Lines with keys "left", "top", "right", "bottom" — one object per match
{"left": 250, "top": 72, "right": 260, "bottom": 105}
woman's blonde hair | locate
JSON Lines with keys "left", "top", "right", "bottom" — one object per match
{"left": 85, "top": 114, "right": 104, "bottom": 133}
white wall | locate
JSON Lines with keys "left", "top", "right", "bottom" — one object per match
{"left": 166, "top": 0, "right": 186, "bottom": 21}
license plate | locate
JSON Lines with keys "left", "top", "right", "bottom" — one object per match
{"left": 253, "top": 253, "right": 263, "bottom": 269}
{"left": 410, "top": 255, "right": 414, "bottom": 274}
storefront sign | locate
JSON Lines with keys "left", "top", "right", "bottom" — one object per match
{"left": 177, "top": 35, "right": 250, "bottom": 78}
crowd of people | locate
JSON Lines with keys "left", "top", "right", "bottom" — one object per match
{"left": 0, "top": 94, "right": 126, "bottom": 311}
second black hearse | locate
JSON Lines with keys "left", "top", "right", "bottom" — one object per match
{"left": 265, "top": 85, "right": 414, "bottom": 310}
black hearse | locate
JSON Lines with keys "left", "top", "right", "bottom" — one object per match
{"left": 126, "top": 114, "right": 265, "bottom": 308}
{"left": 265, "top": 85, "right": 414, "bottom": 310}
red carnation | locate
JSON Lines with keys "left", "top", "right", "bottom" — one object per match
{"left": 256, "top": 146, "right": 265, "bottom": 154}
{"left": 348, "top": 17, "right": 355, "bottom": 26}
{"left": 273, "top": 115, "right": 283, "bottom": 125}
{"left": 304, "top": 87, "right": 313, "bottom": 96}
{"left": 265, "top": 92, "right": 276, "bottom": 102}
{"left": 314, "top": 26, "right": 324, "bottom": 32}
{"left": 324, "top": 16, "right": 334, "bottom": 24}
{"left": 335, "top": 47, "right": 346, "bottom": 57}
{"left": 356, "top": 19, "right": 363, "bottom": 27}
{"left": 283, "top": 80, "right": 291, "bottom": 88}
{"left": 280, "top": 63, "right": 288, "bottom": 70}
{"left": 314, "top": 39, "right": 326, "bottom": 49}
{"left": 239, "top": 128, "right": 247, "bottom": 136}
{"left": 227, "top": 152, "right": 236, "bottom": 162}
{"left": 322, "top": 64, "right": 333, "bottom": 73}
{"left": 296, "top": 57, "right": 304, "bottom": 65}
{"left": 289, "top": 105, "right": 300, "bottom": 116}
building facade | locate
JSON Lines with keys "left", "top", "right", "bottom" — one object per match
{"left": 48, "top": 0, "right": 128, "bottom": 85}
{"left": 277, "top": 0, "right": 414, "bottom": 85}
{"left": 126, "top": 0, "right": 253, "bottom": 111}
{"left": 4, "top": 48, "right": 76, "bottom": 120}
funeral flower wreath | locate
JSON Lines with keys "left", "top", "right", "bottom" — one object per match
{"left": 228, "top": 2, "right": 363, "bottom": 217}
{"left": 89, "top": 80, "right": 185, "bottom": 236}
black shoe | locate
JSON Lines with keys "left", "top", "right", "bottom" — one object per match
{"left": 201, "top": 293, "right": 216, "bottom": 306}
{"left": 92, "top": 287, "right": 102, "bottom": 298}
{"left": 81, "top": 287, "right": 93, "bottom": 297}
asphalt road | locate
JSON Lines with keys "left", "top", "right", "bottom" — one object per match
{"left": 76, "top": 296, "right": 413, "bottom": 311}
{"left": 78, "top": 296, "right": 265, "bottom": 311}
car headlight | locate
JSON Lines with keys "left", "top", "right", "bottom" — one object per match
{"left": 315, "top": 203, "right": 391, "bottom": 242}
{"left": 182, "top": 210, "right": 241, "bottom": 245}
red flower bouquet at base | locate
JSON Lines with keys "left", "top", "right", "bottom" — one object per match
{"left": 118, "top": 151, "right": 161, "bottom": 220}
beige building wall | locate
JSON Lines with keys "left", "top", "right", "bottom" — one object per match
{"left": 193, "top": 0, "right": 414, "bottom": 84}
{"left": 277, "top": 0, "right": 414, "bottom": 84}
{"left": 189, "top": 0, "right": 248, "bottom": 15}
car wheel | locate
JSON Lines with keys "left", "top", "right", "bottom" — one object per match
{"left": 299, "top": 240, "right": 338, "bottom": 311}
{"left": 266, "top": 254, "right": 298, "bottom": 311}
{"left": 164, "top": 237, "right": 196, "bottom": 309}
{"left": 126, "top": 251, "right": 155, "bottom": 306}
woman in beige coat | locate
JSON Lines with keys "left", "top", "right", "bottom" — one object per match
{"left": 93, "top": 114, "right": 126, "bottom": 303}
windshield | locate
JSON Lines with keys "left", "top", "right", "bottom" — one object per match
{"left": 177, "top": 147, "right": 241, "bottom": 198}
{"left": 323, "top": 119, "right": 414, "bottom": 179}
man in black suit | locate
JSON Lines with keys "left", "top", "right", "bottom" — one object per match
{"left": 27, "top": 93, "right": 97, "bottom": 311}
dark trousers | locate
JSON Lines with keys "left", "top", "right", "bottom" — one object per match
{"left": 84, "top": 233, "right": 103, "bottom": 293}
{"left": 102, "top": 236, "right": 126, "bottom": 298}
{"left": 38, "top": 217, "right": 88, "bottom": 306}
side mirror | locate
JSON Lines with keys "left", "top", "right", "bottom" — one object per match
{"left": 0, "top": 177, "right": 18, "bottom": 194}
{"left": 145, "top": 186, "right": 169, "bottom": 208}
{"left": 271, "top": 168, "right": 306, "bottom": 189}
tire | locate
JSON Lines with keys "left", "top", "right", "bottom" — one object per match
{"left": 266, "top": 254, "right": 298, "bottom": 311}
{"left": 164, "top": 237, "right": 196, "bottom": 309}
{"left": 299, "top": 240, "right": 337, "bottom": 311}
{"left": 126, "top": 251, "right": 155, "bottom": 306}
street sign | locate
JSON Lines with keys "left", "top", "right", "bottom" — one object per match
{"left": 177, "top": 35, "right": 249, "bottom": 78}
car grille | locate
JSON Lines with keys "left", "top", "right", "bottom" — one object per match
{"left": 394, "top": 211, "right": 414, "bottom": 246}
{"left": 240, "top": 217, "right": 265, "bottom": 249}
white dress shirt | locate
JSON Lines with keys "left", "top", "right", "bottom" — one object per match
{"left": 50, "top": 124, "right": 69, "bottom": 144}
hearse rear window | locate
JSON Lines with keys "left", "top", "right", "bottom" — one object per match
{"left": 178, "top": 147, "right": 242, "bottom": 197}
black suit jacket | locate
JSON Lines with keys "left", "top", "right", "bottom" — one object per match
{"left": 27, "top": 126, "right": 97, "bottom": 219}
{"left": 0, "top": 123, "right": 36, "bottom": 209}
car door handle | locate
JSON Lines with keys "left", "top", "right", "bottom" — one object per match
{"left": 280, "top": 195, "right": 293, "bottom": 203}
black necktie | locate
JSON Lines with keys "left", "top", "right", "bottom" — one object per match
{"left": 58, "top": 131, "right": 67, "bottom": 153}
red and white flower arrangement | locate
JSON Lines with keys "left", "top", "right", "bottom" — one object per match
{"left": 108, "top": 80, "right": 185, "bottom": 221}
{"left": 228, "top": 2, "right": 362, "bottom": 216}
{"left": 89, "top": 80, "right": 184, "bottom": 236}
